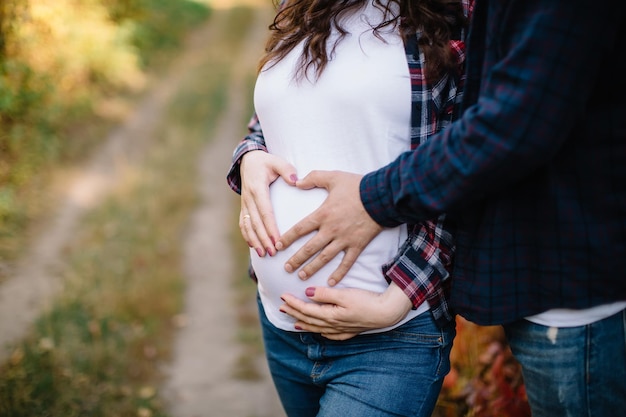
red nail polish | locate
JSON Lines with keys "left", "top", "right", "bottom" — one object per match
{"left": 279, "top": 309, "right": 287, "bottom": 314}
{"left": 305, "top": 287, "right": 315, "bottom": 297}
{"left": 256, "top": 248, "right": 263, "bottom": 257}
{"left": 295, "top": 325, "right": 302, "bottom": 330}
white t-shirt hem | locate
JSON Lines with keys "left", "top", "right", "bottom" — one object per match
{"left": 525, "top": 301, "right": 626, "bottom": 327}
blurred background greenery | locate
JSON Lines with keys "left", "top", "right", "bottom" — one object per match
{"left": 0, "top": 0, "right": 210, "bottom": 276}
{"left": 0, "top": 1, "right": 531, "bottom": 416}
{"left": 0, "top": 1, "right": 217, "bottom": 415}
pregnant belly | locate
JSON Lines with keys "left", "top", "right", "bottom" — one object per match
{"left": 251, "top": 179, "right": 405, "bottom": 329}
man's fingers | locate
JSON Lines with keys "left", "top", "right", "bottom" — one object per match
{"left": 294, "top": 241, "right": 345, "bottom": 280}
{"left": 275, "top": 170, "right": 373, "bottom": 281}
{"left": 275, "top": 213, "right": 320, "bottom": 251}
{"left": 326, "top": 248, "right": 360, "bottom": 286}
{"left": 295, "top": 170, "right": 335, "bottom": 190}
{"left": 281, "top": 227, "right": 332, "bottom": 273}
{"left": 275, "top": 170, "right": 334, "bottom": 253}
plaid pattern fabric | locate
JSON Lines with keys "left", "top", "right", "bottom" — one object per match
{"left": 227, "top": 113, "right": 266, "bottom": 195}
{"left": 385, "top": 14, "right": 468, "bottom": 326}
{"left": 226, "top": 0, "right": 471, "bottom": 327}
{"left": 361, "top": 0, "right": 626, "bottom": 325}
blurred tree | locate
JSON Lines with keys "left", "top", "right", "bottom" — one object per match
{"left": 0, "top": 0, "right": 209, "bottom": 264}
{"left": 106, "top": 0, "right": 144, "bottom": 22}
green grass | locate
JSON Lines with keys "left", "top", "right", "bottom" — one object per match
{"left": 0, "top": 0, "right": 212, "bottom": 283}
{"left": 0, "top": 4, "right": 262, "bottom": 415}
{"left": 128, "top": 0, "right": 213, "bottom": 67}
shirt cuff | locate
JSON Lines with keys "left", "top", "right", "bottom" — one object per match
{"left": 360, "top": 168, "right": 403, "bottom": 228}
{"left": 226, "top": 140, "right": 267, "bottom": 194}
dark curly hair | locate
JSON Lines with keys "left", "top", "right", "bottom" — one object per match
{"left": 259, "top": 0, "right": 467, "bottom": 83}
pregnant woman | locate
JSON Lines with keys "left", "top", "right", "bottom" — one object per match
{"left": 226, "top": 0, "right": 470, "bottom": 415}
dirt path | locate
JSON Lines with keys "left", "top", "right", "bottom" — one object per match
{"left": 0, "top": 2, "right": 284, "bottom": 416}
{"left": 0, "top": 4, "right": 228, "bottom": 359}
{"left": 0, "top": 19, "right": 197, "bottom": 361}
{"left": 161, "top": 3, "right": 285, "bottom": 417}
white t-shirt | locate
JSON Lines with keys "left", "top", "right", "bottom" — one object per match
{"left": 251, "top": 2, "right": 429, "bottom": 332}
{"left": 526, "top": 301, "right": 626, "bottom": 327}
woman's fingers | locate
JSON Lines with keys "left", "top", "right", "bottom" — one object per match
{"left": 279, "top": 284, "right": 413, "bottom": 336}
{"left": 239, "top": 151, "right": 297, "bottom": 256}
{"left": 241, "top": 197, "right": 274, "bottom": 256}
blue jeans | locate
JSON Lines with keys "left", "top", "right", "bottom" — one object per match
{"left": 503, "top": 308, "right": 626, "bottom": 417}
{"left": 258, "top": 295, "right": 455, "bottom": 417}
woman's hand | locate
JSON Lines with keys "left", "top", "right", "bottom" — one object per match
{"left": 239, "top": 150, "right": 297, "bottom": 257}
{"left": 279, "top": 282, "right": 413, "bottom": 340}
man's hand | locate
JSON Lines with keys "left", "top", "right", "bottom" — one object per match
{"left": 279, "top": 283, "right": 413, "bottom": 340}
{"left": 275, "top": 170, "right": 383, "bottom": 286}
{"left": 240, "top": 150, "right": 297, "bottom": 257}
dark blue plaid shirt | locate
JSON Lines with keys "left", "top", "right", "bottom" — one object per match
{"left": 361, "top": 0, "right": 626, "bottom": 325}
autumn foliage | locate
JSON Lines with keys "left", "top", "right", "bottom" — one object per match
{"left": 436, "top": 318, "right": 532, "bottom": 417}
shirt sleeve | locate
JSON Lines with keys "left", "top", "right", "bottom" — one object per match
{"left": 382, "top": 216, "right": 455, "bottom": 321}
{"left": 360, "top": 0, "right": 621, "bottom": 227}
{"left": 226, "top": 112, "right": 268, "bottom": 195}
{"left": 382, "top": 0, "right": 469, "bottom": 315}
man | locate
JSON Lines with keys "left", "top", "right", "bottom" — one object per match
{"left": 268, "top": 0, "right": 626, "bottom": 415}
